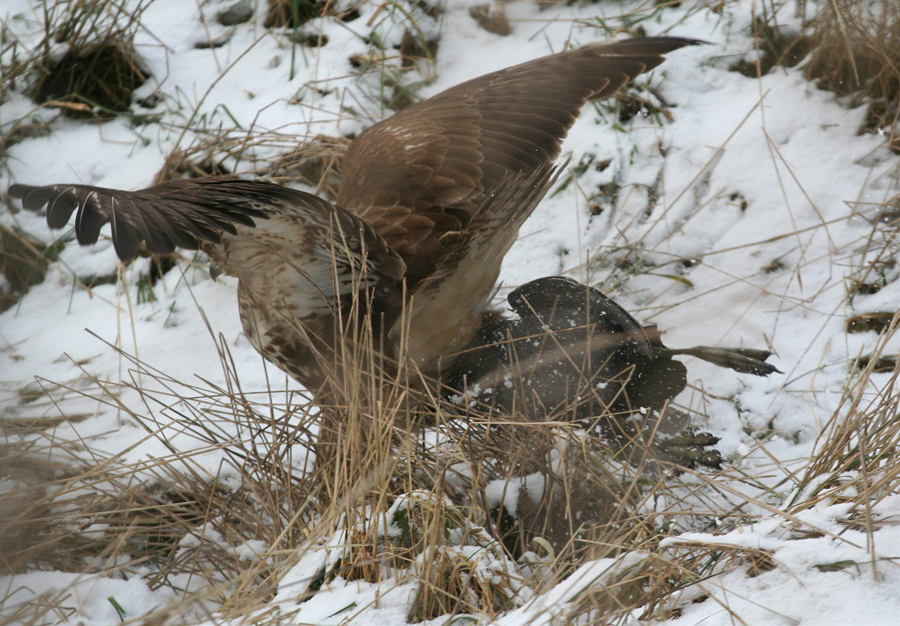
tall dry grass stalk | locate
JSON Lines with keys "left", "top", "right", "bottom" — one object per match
{"left": 806, "top": 0, "right": 900, "bottom": 151}
{"left": 1, "top": 266, "right": 751, "bottom": 625}
{"left": 789, "top": 312, "right": 900, "bottom": 513}
{"left": 3, "top": 2, "right": 900, "bottom": 624}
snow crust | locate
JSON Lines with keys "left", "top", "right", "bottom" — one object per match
{"left": 2, "top": 0, "right": 899, "bottom": 624}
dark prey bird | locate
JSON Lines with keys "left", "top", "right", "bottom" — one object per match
{"left": 9, "top": 37, "right": 699, "bottom": 397}
{"left": 445, "top": 276, "right": 778, "bottom": 454}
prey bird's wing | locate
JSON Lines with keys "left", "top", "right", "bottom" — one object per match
{"left": 337, "top": 36, "right": 700, "bottom": 285}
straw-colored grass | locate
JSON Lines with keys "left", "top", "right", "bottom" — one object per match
{"left": 806, "top": 0, "right": 899, "bottom": 152}
{"left": 9, "top": 295, "right": 898, "bottom": 625}
{"left": 3, "top": 1, "right": 900, "bottom": 624}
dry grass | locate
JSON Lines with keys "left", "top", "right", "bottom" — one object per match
{"left": 10, "top": 299, "right": 899, "bottom": 625}
{"left": 789, "top": 313, "right": 900, "bottom": 513}
{"left": 3, "top": 0, "right": 153, "bottom": 119}
{"left": 11, "top": 367, "right": 897, "bottom": 626}
{"left": 3, "top": 1, "right": 900, "bottom": 624}
{"left": 722, "top": 0, "right": 900, "bottom": 152}
{"left": 469, "top": 4, "right": 512, "bottom": 37}
{"left": 152, "top": 130, "right": 349, "bottom": 200}
{"left": 805, "top": 0, "right": 900, "bottom": 152}
{"left": 0, "top": 277, "right": 767, "bottom": 625}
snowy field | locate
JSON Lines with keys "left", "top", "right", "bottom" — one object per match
{"left": 2, "top": 0, "right": 899, "bottom": 624}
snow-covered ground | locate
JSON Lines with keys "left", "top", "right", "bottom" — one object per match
{"left": 2, "top": 0, "right": 899, "bottom": 624}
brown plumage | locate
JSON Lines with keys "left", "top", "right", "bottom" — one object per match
{"left": 9, "top": 37, "right": 699, "bottom": 395}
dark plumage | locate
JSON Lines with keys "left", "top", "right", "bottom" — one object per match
{"left": 9, "top": 37, "right": 700, "bottom": 395}
{"left": 444, "top": 276, "right": 778, "bottom": 468}
{"left": 445, "top": 276, "right": 779, "bottom": 420}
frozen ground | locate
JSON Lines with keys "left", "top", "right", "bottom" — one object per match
{"left": 2, "top": 0, "right": 899, "bottom": 624}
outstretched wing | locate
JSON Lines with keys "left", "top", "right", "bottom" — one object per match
{"left": 337, "top": 36, "right": 700, "bottom": 284}
{"left": 11, "top": 178, "right": 266, "bottom": 262}
{"left": 9, "top": 177, "right": 406, "bottom": 321}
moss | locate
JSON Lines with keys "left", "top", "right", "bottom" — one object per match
{"left": 31, "top": 41, "right": 149, "bottom": 118}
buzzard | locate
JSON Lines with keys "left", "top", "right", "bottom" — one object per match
{"left": 9, "top": 37, "right": 699, "bottom": 397}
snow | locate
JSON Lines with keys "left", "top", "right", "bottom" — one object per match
{"left": 2, "top": 0, "right": 900, "bottom": 624}
{"left": 659, "top": 504, "right": 900, "bottom": 626}
{"left": 2, "top": 571, "right": 175, "bottom": 625}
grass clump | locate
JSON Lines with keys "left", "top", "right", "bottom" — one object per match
{"left": 264, "top": 0, "right": 342, "bottom": 29}
{"left": 346, "top": 1, "right": 441, "bottom": 113}
{"left": 724, "top": 0, "right": 900, "bottom": 153}
{"left": 30, "top": 41, "right": 149, "bottom": 118}
{"left": 804, "top": 0, "right": 900, "bottom": 151}
{"left": 729, "top": 15, "right": 812, "bottom": 79}
{"left": 469, "top": 3, "right": 511, "bottom": 37}
{"left": 6, "top": 0, "right": 157, "bottom": 119}
{"left": 0, "top": 223, "right": 63, "bottom": 313}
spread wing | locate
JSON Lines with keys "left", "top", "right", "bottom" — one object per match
{"left": 9, "top": 178, "right": 406, "bottom": 322}
{"left": 337, "top": 36, "right": 700, "bottom": 284}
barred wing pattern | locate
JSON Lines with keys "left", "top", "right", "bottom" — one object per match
{"left": 338, "top": 37, "right": 700, "bottom": 285}
{"left": 10, "top": 178, "right": 406, "bottom": 388}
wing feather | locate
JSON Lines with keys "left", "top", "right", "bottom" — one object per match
{"left": 9, "top": 177, "right": 405, "bottom": 311}
{"left": 338, "top": 36, "right": 700, "bottom": 284}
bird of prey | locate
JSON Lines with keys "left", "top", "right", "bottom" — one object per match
{"left": 9, "top": 37, "right": 699, "bottom": 398}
